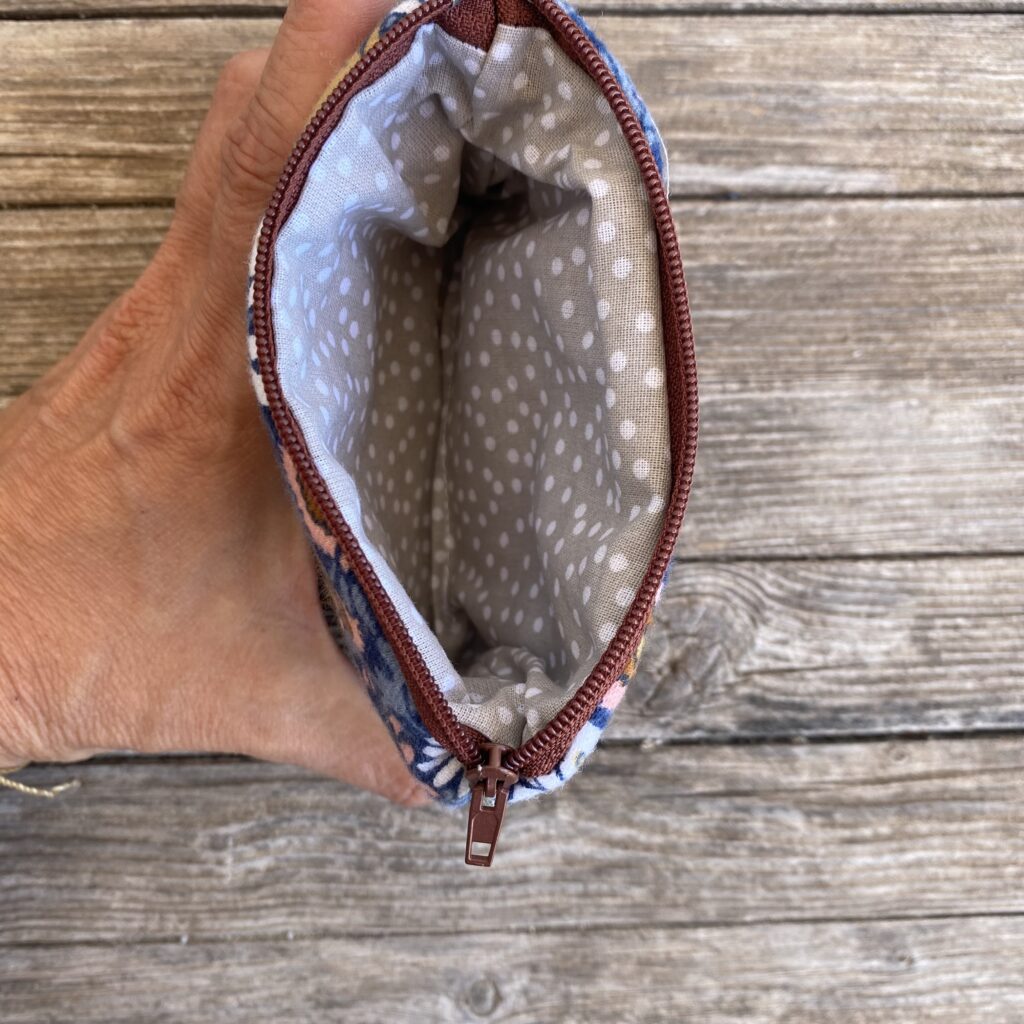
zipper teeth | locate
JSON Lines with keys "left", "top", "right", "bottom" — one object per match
{"left": 252, "top": 0, "right": 698, "bottom": 780}
{"left": 252, "top": 0, "right": 481, "bottom": 769}
{"left": 504, "top": 0, "right": 698, "bottom": 775}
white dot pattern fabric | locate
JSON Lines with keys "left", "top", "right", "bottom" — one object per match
{"left": 272, "top": 23, "right": 670, "bottom": 747}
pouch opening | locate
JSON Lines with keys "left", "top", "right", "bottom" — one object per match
{"left": 271, "top": 21, "right": 671, "bottom": 748}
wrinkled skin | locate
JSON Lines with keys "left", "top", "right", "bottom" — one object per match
{"left": 0, "top": 0, "right": 428, "bottom": 806}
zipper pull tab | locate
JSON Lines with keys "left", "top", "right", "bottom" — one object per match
{"left": 464, "top": 743, "right": 519, "bottom": 867}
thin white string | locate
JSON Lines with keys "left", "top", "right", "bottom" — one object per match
{"left": 0, "top": 769, "right": 80, "bottom": 799}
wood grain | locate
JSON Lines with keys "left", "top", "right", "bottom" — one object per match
{"left": 676, "top": 197, "right": 1024, "bottom": 557}
{"left": 3, "top": 739, "right": 1024, "bottom": 944}
{"left": 3, "top": 200, "right": 1020, "bottom": 556}
{"left": 622, "top": 556, "right": 1024, "bottom": 740}
{"left": 1, "top": 15, "right": 1021, "bottom": 204}
{"left": 4, "top": 915, "right": 1024, "bottom": 1023}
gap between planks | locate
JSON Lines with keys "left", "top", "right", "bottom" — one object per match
{"left": 3, "top": 907, "right": 1024, "bottom": 949}
{"left": 45, "top": 720, "right": 1024, "bottom": 766}
{"left": 5, "top": 7, "right": 1024, "bottom": 18}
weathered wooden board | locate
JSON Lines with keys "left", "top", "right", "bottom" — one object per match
{"left": 623, "top": 555, "right": 1024, "bottom": 739}
{"left": 1, "top": 15, "right": 1021, "bottom": 205}
{"left": 677, "top": 196, "right": 1024, "bottom": 557}
{"left": 3, "top": 200, "right": 1021, "bottom": 557}
{"left": 3, "top": 739, "right": 1024, "bottom": 944}
{"left": 3, "top": 915, "right": 1024, "bottom": 1024}
{"left": 690, "top": 384, "right": 1024, "bottom": 557}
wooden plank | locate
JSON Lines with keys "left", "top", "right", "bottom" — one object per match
{"left": 3, "top": 739, "right": 1024, "bottom": 943}
{"left": 3, "top": 200, "right": 1021, "bottom": 556}
{"left": 1, "top": 16, "right": 1021, "bottom": 204}
{"left": 628, "top": 12, "right": 1024, "bottom": 198}
{"left": 689, "top": 380, "right": 1024, "bottom": 557}
{"left": 674, "top": 196, "right": 1024, "bottom": 557}
{"left": 3, "top": 916, "right": 1024, "bottom": 1024}
{"left": 0, "top": 17, "right": 257, "bottom": 207}
{"left": 7, "top": 199, "right": 1022, "bottom": 397}
{"left": 621, "top": 555, "right": 1024, "bottom": 740}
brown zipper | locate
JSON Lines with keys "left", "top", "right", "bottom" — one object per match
{"left": 251, "top": 0, "right": 698, "bottom": 865}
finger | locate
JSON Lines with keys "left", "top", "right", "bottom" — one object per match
{"left": 172, "top": 48, "right": 270, "bottom": 252}
{"left": 184, "top": 0, "right": 393, "bottom": 377}
{"left": 214, "top": 0, "right": 394, "bottom": 250}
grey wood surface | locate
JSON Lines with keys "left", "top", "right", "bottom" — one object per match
{"left": 4, "top": 916, "right": 1024, "bottom": 1024}
{"left": 0, "top": 0, "right": 1022, "bottom": 1020}
{"left": 628, "top": 556, "right": 1024, "bottom": 739}
{"left": 5, "top": 740, "right": 1024, "bottom": 943}
{"left": 1, "top": 15, "right": 1022, "bottom": 204}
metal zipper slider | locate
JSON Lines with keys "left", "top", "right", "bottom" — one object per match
{"left": 464, "top": 743, "right": 519, "bottom": 867}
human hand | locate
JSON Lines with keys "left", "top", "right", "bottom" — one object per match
{"left": 0, "top": 0, "right": 428, "bottom": 805}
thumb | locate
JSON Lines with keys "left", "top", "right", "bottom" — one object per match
{"left": 212, "top": 0, "right": 395, "bottom": 253}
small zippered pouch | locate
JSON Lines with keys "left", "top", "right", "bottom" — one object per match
{"left": 248, "top": 0, "right": 697, "bottom": 865}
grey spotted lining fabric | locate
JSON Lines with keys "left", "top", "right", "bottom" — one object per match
{"left": 272, "top": 22, "right": 670, "bottom": 747}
